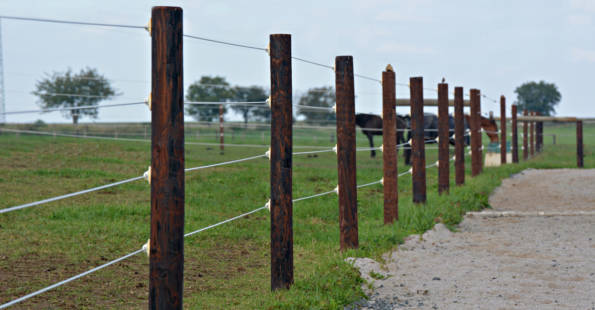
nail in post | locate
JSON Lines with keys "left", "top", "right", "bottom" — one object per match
{"left": 269, "top": 34, "right": 293, "bottom": 290}
{"left": 511, "top": 105, "right": 519, "bottom": 163}
{"left": 437, "top": 83, "right": 449, "bottom": 194}
{"left": 382, "top": 66, "right": 398, "bottom": 223}
{"left": 335, "top": 56, "right": 358, "bottom": 249}
{"left": 410, "top": 77, "right": 426, "bottom": 203}
{"left": 150, "top": 6, "right": 184, "bottom": 310}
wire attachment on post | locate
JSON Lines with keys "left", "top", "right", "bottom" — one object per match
{"left": 265, "top": 199, "right": 271, "bottom": 212}
{"left": 144, "top": 18, "right": 152, "bottom": 36}
{"left": 142, "top": 239, "right": 151, "bottom": 256}
{"left": 333, "top": 185, "right": 339, "bottom": 194}
{"left": 266, "top": 96, "right": 271, "bottom": 108}
{"left": 265, "top": 147, "right": 271, "bottom": 160}
{"left": 143, "top": 166, "right": 152, "bottom": 184}
{"left": 145, "top": 93, "right": 152, "bottom": 110}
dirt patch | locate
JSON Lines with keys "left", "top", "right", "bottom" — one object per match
{"left": 347, "top": 169, "right": 595, "bottom": 309}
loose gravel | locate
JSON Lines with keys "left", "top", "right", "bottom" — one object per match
{"left": 346, "top": 169, "right": 595, "bottom": 310}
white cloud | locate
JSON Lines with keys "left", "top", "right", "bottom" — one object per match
{"left": 378, "top": 42, "right": 434, "bottom": 55}
{"left": 570, "top": 47, "right": 595, "bottom": 63}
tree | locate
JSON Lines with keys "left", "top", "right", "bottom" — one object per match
{"left": 514, "top": 81, "right": 561, "bottom": 116}
{"left": 186, "top": 76, "right": 235, "bottom": 122}
{"left": 232, "top": 86, "right": 269, "bottom": 125}
{"left": 33, "top": 68, "right": 118, "bottom": 125}
{"left": 296, "top": 86, "right": 336, "bottom": 124}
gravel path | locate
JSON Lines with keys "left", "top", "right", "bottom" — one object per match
{"left": 346, "top": 169, "right": 595, "bottom": 310}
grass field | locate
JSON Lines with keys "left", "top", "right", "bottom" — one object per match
{"left": 0, "top": 121, "right": 592, "bottom": 309}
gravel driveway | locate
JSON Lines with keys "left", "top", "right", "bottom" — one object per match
{"left": 347, "top": 169, "right": 595, "bottom": 310}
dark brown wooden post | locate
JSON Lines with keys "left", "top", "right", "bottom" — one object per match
{"left": 577, "top": 120, "right": 584, "bottom": 168}
{"left": 150, "top": 6, "right": 184, "bottom": 310}
{"left": 437, "top": 83, "right": 449, "bottom": 194}
{"left": 470, "top": 89, "right": 481, "bottom": 176}
{"left": 523, "top": 109, "right": 528, "bottom": 160}
{"left": 382, "top": 65, "right": 398, "bottom": 223}
{"left": 219, "top": 104, "right": 224, "bottom": 154}
{"left": 410, "top": 77, "right": 426, "bottom": 203}
{"left": 335, "top": 56, "right": 358, "bottom": 249}
{"left": 500, "top": 96, "right": 506, "bottom": 164}
{"left": 269, "top": 34, "right": 293, "bottom": 290}
{"left": 530, "top": 111, "right": 535, "bottom": 156}
{"left": 511, "top": 105, "right": 519, "bottom": 163}
{"left": 536, "top": 112, "right": 543, "bottom": 152}
{"left": 454, "top": 87, "right": 465, "bottom": 185}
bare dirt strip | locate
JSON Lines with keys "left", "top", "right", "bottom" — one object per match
{"left": 347, "top": 169, "right": 595, "bottom": 310}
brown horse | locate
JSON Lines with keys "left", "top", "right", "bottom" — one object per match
{"left": 355, "top": 113, "right": 408, "bottom": 158}
{"left": 464, "top": 114, "right": 499, "bottom": 143}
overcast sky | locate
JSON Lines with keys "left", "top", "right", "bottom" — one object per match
{"left": 1, "top": 0, "right": 594, "bottom": 123}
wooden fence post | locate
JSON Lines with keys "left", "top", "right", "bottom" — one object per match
{"left": 530, "top": 111, "right": 535, "bottom": 156}
{"left": 410, "top": 77, "right": 426, "bottom": 203}
{"left": 523, "top": 109, "right": 528, "bottom": 160}
{"left": 382, "top": 65, "right": 398, "bottom": 223}
{"left": 536, "top": 112, "right": 543, "bottom": 152}
{"left": 577, "top": 120, "right": 584, "bottom": 168}
{"left": 437, "top": 83, "right": 449, "bottom": 194}
{"left": 500, "top": 96, "right": 506, "bottom": 164}
{"left": 150, "top": 6, "right": 184, "bottom": 310}
{"left": 470, "top": 89, "right": 481, "bottom": 176}
{"left": 511, "top": 105, "right": 519, "bottom": 163}
{"left": 335, "top": 56, "right": 358, "bottom": 249}
{"left": 269, "top": 34, "right": 293, "bottom": 290}
{"left": 454, "top": 87, "right": 465, "bottom": 185}
{"left": 219, "top": 104, "right": 224, "bottom": 154}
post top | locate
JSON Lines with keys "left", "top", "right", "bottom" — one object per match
{"left": 385, "top": 64, "right": 394, "bottom": 72}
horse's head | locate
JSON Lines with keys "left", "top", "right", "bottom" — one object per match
{"left": 397, "top": 114, "right": 411, "bottom": 129}
{"left": 481, "top": 116, "right": 499, "bottom": 143}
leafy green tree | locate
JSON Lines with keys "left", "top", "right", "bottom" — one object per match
{"left": 296, "top": 86, "right": 336, "bottom": 124}
{"left": 232, "top": 86, "right": 269, "bottom": 125}
{"left": 514, "top": 81, "right": 561, "bottom": 116}
{"left": 33, "top": 68, "right": 118, "bottom": 125}
{"left": 186, "top": 76, "right": 235, "bottom": 122}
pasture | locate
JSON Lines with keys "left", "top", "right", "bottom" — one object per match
{"left": 0, "top": 122, "right": 592, "bottom": 309}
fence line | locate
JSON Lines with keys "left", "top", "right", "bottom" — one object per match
{"left": 0, "top": 15, "right": 145, "bottom": 29}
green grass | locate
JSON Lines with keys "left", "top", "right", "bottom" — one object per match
{"left": 0, "top": 122, "right": 592, "bottom": 309}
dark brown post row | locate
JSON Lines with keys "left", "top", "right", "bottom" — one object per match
{"left": 470, "top": 89, "right": 481, "bottom": 177}
{"left": 150, "top": 6, "right": 184, "bottom": 310}
{"left": 410, "top": 77, "right": 426, "bottom": 203}
{"left": 530, "top": 111, "right": 535, "bottom": 156}
{"left": 382, "top": 65, "right": 398, "bottom": 223}
{"left": 437, "top": 83, "right": 449, "bottom": 194}
{"left": 577, "top": 120, "right": 584, "bottom": 168}
{"left": 454, "top": 87, "right": 465, "bottom": 185}
{"left": 219, "top": 104, "right": 224, "bottom": 154}
{"left": 500, "top": 96, "right": 506, "bottom": 164}
{"left": 269, "top": 34, "right": 293, "bottom": 290}
{"left": 335, "top": 56, "right": 358, "bottom": 249}
{"left": 511, "top": 105, "right": 519, "bottom": 163}
{"left": 536, "top": 112, "right": 543, "bottom": 152}
{"left": 523, "top": 109, "right": 528, "bottom": 160}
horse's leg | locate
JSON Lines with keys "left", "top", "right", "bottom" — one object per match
{"left": 366, "top": 133, "right": 376, "bottom": 158}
